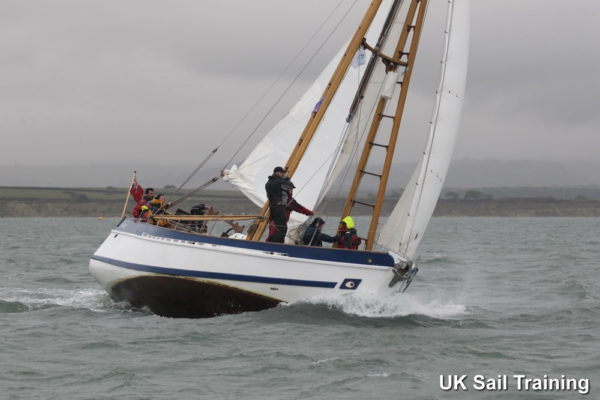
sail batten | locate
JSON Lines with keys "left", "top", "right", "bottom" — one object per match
{"left": 377, "top": 0, "right": 470, "bottom": 258}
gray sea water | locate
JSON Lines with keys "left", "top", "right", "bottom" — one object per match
{"left": 0, "top": 217, "right": 598, "bottom": 399}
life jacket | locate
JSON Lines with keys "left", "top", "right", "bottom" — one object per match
{"left": 266, "top": 176, "right": 295, "bottom": 205}
{"left": 133, "top": 200, "right": 147, "bottom": 218}
{"left": 337, "top": 219, "right": 361, "bottom": 249}
{"left": 149, "top": 199, "right": 164, "bottom": 214}
{"left": 337, "top": 229, "right": 361, "bottom": 249}
{"left": 138, "top": 205, "right": 151, "bottom": 222}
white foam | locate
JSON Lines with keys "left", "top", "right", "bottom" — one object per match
{"left": 366, "top": 372, "right": 390, "bottom": 378}
{"left": 296, "top": 291, "right": 468, "bottom": 319}
{"left": 0, "top": 287, "right": 108, "bottom": 312}
{"left": 310, "top": 357, "right": 340, "bottom": 365}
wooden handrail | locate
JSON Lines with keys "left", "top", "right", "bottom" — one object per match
{"left": 152, "top": 215, "right": 264, "bottom": 222}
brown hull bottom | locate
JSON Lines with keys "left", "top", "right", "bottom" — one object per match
{"left": 110, "top": 275, "right": 281, "bottom": 318}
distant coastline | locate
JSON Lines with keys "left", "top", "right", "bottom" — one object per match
{"left": 1, "top": 186, "right": 599, "bottom": 217}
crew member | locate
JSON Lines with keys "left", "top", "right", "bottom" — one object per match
{"left": 149, "top": 194, "right": 170, "bottom": 214}
{"left": 149, "top": 194, "right": 171, "bottom": 226}
{"left": 265, "top": 166, "right": 313, "bottom": 243}
{"left": 302, "top": 217, "right": 336, "bottom": 247}
{"left": 132, "top": 187, "right": 155, "bottom": 220}
{"left": 142, "top": 188, "right": 155, "bottom": 202}
{"left": 136, "top": 204, "right": 151, "bottom": 222}
{"left": 190, "top": 203, "right": 210, "bottom": 233}
{"left": 336, "top": 216, "right": 361, "bottom": 250}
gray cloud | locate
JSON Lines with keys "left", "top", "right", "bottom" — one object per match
{"left": 0, "top": 0, "right": 598, "bottom": 185}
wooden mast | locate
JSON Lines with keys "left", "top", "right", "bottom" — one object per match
{"left": 339, "top": 0, "right": 429, "bottom": 250}
{"left": 248, "top": 0, "right": 385, "bottom": 241}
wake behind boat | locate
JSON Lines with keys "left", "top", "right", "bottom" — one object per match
{"left": 90, "top": 0, "right": 470, "bottom": 318}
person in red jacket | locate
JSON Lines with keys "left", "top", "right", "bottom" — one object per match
{"left": 132, "top": 187, "right": 154, "bottom": 221}
{"left": 336, "top": 216, "right": 361, "bottom": 250}
{"left": 132, "top": 203, "right": 151, "bottom": 222}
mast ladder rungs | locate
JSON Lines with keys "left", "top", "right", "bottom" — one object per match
{"left": 361, "top": 170, "right": 382, "bottom": 178}
{"left": 380, "top": 114, "right": 395, "bottom": 119}
{"left": 369, "top": 141, "right": 389, "bottom": 149}
{"left": 352, "top": 200, "right": 376, "bottom": 208}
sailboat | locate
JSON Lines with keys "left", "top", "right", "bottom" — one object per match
{"left": 89, "top": 0, "right": 470, "bottom": 318}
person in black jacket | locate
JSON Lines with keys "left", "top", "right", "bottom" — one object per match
{"left": 265, "top": 166, "right": 313, "bottom": 243}
{"left": 302, "top": 217, "right": 337, "bottom": 247}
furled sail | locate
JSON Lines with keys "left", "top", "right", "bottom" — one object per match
{"left": 223, "top": 0, "right": 404, "bottom": 227}
{"left": 377, "top": 0, "right": 470, "bottom": 259}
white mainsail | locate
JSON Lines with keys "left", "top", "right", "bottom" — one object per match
{"left": 377, "top": 0, "right": 470, "bottom": 258}
{"left": 223, "top": 0, "right": 404, "bottom": 226}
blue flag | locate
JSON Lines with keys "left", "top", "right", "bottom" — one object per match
{"left": 351, "top": 46, "right": 366, "bottom": 68}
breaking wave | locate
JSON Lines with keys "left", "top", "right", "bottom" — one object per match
{"left": 295, "top": 291, "right": 468, "bottom": 319}
{"left": 0, "top": 287, "right": 108, "bottom": 313}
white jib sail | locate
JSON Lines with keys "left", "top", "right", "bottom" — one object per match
{"left": 377, "top": 0, "right": 470, "bottom": 259}
{"left": 223, "top": 0, "right": 397, "bottom": 227}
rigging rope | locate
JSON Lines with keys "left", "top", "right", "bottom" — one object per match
{"left": 176, "top": 0, "right": 352, "bottom": 191}
{"left": 169, "top": 177, "right": 219, "bottom": 208}
{"left": 317, "top": 73, "right": 386, "bottom": 224}
{"left": 170, "top": 0, "right": 363, "bottom": 209}
{"left": 176, "top": 148, "right": 218, "bottom": 192}
{"left": 221, "top": 0, "right": 362, "bottom": 171}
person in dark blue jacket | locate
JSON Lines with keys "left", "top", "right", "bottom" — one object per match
{"left": 302, "top": 217, "right": 337, "bottom": 247}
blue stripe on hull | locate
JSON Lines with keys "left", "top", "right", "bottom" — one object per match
{"left": 115, "top": 218, "right": 395, "bottom": 268}
{"left": 92, "top": 255, "right": 338, "bottom": 288}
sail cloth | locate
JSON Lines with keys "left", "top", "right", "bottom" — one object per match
{"left": 322, "top": 0, "right": 411, "bottom": 198}
{"left": 222, "top": 0, "right": 400, "bottom": 228}
{"left": 222, "top": 42, "right": 355, "bottom": 216}
{"left": 377, "top": 0, "right": 471, "bottom": 259}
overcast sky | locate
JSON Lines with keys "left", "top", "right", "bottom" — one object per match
{"left": 1, "top": 0, "right": 598, "bottom": 184}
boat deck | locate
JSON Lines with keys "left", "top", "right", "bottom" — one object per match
{"left": 116, "top": 218, "right": 395, "bottom": 268}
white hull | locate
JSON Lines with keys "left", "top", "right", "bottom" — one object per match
{"left": 89, "top": 219, "right": 403, "bottom": 317}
